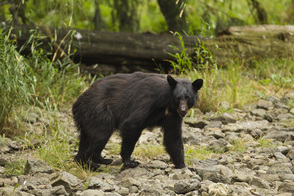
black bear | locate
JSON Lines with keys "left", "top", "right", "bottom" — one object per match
{"left": 72, "top": 72, "right": 203, "bottom": 170}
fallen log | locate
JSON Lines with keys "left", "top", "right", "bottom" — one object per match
{"left": 3, "top": 24, "right": 294, "bottom": 74}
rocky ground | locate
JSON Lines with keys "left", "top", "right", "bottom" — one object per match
{"left": 0, "top": 91, "right": 294, "bottom": 196}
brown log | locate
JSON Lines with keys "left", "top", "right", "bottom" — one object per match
{"left": 3, "top": 24, "right": 294, "bottom": 74}
{"left": 208, "top": 25, "right": 294, "bottom": 65}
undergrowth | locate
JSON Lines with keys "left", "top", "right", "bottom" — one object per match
{"left": 168, "top": 32, "right": 294, "bottom": 113}
{"left": 0, "top": 28, "right": 90, "bottom": 135}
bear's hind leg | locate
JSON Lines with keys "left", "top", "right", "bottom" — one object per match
{"left": 88, "top": 126, "right": 114, "bottom": 165}
{"left": 74, "top": 131, "right": 90, "bottom": 165}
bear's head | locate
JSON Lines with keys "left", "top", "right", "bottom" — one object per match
{"left": 167, "top": 75, "right": 203, "bottom": 118}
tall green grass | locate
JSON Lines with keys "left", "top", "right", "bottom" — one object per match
{"left": 0, "top": 29, "right": 89, "bottom": 134}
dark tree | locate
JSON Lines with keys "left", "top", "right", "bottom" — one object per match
{"left": 113, "top": 0, "right": 139, "bottom": 32}
{"left": 93, "top": 0, "right": 107, "bottom": 31}
{"left": 157, "top": 0, "right": 188, "bottom": 33}
{"left": 247, "top": 0, "right": 268, "bottom": 24}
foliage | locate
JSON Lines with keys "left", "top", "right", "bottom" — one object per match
{"left": 0, "top": 29, "right": 34, "bottom": 131}
{"left": 0, "top": 29, "right": 89, "bottom": 133}
{"left": 1, "top": 0, "right": 293, "bottom": 34}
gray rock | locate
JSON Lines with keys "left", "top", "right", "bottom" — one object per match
{"left": 267, "top": 163, "right": 293, "bottom": 174}
{"left": 205, "top": 121, "right": 223, "bottom": 128}
{"left": 205, "top": 128, "right": 225, "bottom": 139}
{"left": 86, "top": 177, "right": 114, "bottom": 191}
{"left": 184, "top": 119, "right": 209, "bottom": 129}
{"left": 80, "top": 189, "right": 104, "bottom": 196}
{"left": 0, "top": 187, "right": 33, "bottom": 196}
{"left": 209, "top": 138, "right": 228, "bottom": 153}
{"left": 266, "top": 96, "right": 279, "bottom": 103}
{"left": 118, "top": 187, "right": 129, "bottom": 196}
{"left": 229, "top": 185, "right": 253, "bottom": 196}
{"left": 274, "top": 152, "right": 288, "bottom": 160}
{"left": 277, "top": 113, "right": 293, "bottom": 121}
{"left": 276, "top": 181, "right": 294, "bottom": 193}
{"left": 263, "top": 130, "right": 294, "bottom": 142}
{"left": 0, "top": 175, "right": 18, "bottom": 187}
{"left": 231, "top": 173, "right": 251, "bottom": 183}
{"left": 249, "top": 176, "right": 270, "bottom": 189}
{"left": 276, "top": 146, "right": 291, "bottom": 155}
{"left": 258, "top": 173, "right": 280, "bottom": 183}
{"left": 257, "top": 99, "right": 273, "bottom": 109}
{"left": 174, "top": 180, "right": 199, "bottom": 194}
{"left": 251, "top": 108, "right": 266, "bottom": 117}
{"left": 207, "top": 113, "right": 236, "bottom": 125}
{"left": 248, "top": 128, "right": 263, "bottom": 139}
{"left": 19, "top": 176, "right": 51, "bottom": 191}
{"left": 120, "top": 177, "right": 142, "bottom": 188}
{"left": 148, "top": 160, "right": 168, "bottom": 169}
{"left": 30, "top": 185, "right": 69, "bottom": 196}
{"left": 51, "top": 171, "right": 83, "bottom": 194}
{"left": 222, "top": 120, "right": 269, "bottom": 132}
{"left": 24, "top": 158, "right": 54, "bottom": 175}
{"left": 207, "top": 183, "right": 231, "bottom": 196}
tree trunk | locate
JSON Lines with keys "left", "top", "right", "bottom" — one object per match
{"left": 157, "top": 0, "right": 188, "bottom": 33}
{"left": 4, "top": 24, "right": 294, "bottom": 74}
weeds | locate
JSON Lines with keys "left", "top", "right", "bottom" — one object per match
{"left": 0, "top": 28, "right": 89, "bottom": 134}
{"left": 168, "top": 32, "right": 294, "bottom": 113}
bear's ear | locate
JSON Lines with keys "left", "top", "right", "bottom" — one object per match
{"left": 167, "top": 75, "right": 177, "bottom": 89}
{"left": 192, "top": 79, "right": 203, "bottom": 91}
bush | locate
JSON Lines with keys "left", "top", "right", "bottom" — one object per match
{"left": 0, "top": 28, "right": 88, "bottom": 133}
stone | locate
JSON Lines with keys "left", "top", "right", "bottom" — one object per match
{"left": 0, "top": 187, "right": 32, "bottom": 196}
{"left": 276, "top": 181, "right": 294, "bottom": 193}
{"left": 205, "top": 128, "right": 225, "bottom": 139}
{"left": 251, "top": 108, "right": 266, "bottom": 117}
{"left": 231, "top": 173, "right": 251, "bottom": 183}
{"left": 51, "top": 171, "right": 83, "bottom": 194}
{"left": 148, "top": 160, "right": 168, "bottom": 169}
{"left": 276, "top": 146, "right": 291, "bottom": 155}
{"left": 0, "top": 175, "right": 18, "bottom": 187}
{"left": 205, "top": 121, "right": 223, "bottom": 128}
{"left": 267, "top": 163, "right": 293, "bottom": 174}
{"left": 24, "top": 158, "right": 54, "bottom": 175}
{"left": 248, "top": 128, "right": 263, "bottom": 139}
{"left": 207, "top": 113, "right": 236, "bottom": 125}
{"left": 277, "top": 113, "right": 293, "bottom": 121}
{"left": 266, "top": 96, "right": 279, "bottom": 103}
{"left": 249, "top": 176, "right": 270, "bottom": 189}
{"left": 207, "top": 183, "right": 231, "bottom": 196}
{"left": 19, "top": 176, "right": 51, "bottom": 191}
{"left": 86, "top": 177, "right": 114, "bottom": 191}
{"left": 257, "top": 99, "right": 273, "bottom": 109}
{"left": 118, "top": 187, "right": 129, "bottom": 196}
{"left": 209, "top": 138, "right": 228, "bottom": 153}
{"left": 80, "top": 189, "right": 104, "bottom": 196}
{"left": 174, "top": 180, "right": 199, "bottom": 194}
{"left": 222, "top": 120, "right": 269, "bottom": 132}
{"left": 263, "top": 130, "right": 294, "bottom": 142}
{"left": 184, "top": 119, "right": 210, "bottom": 129}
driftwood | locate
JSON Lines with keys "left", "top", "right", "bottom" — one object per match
{"left": 4, "top": 24, "right": 294, "bottom": 74}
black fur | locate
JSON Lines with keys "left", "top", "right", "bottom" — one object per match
{"left": 72, "top": 72, "right": 203, "bottom": 170}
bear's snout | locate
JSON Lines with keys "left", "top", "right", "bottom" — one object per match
{"left": 178, "top": 100, "right": 188, "bottom": 117}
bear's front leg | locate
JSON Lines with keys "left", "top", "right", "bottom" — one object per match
{"left": 163, "top": 114, "right": 186, "bottom": 169}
